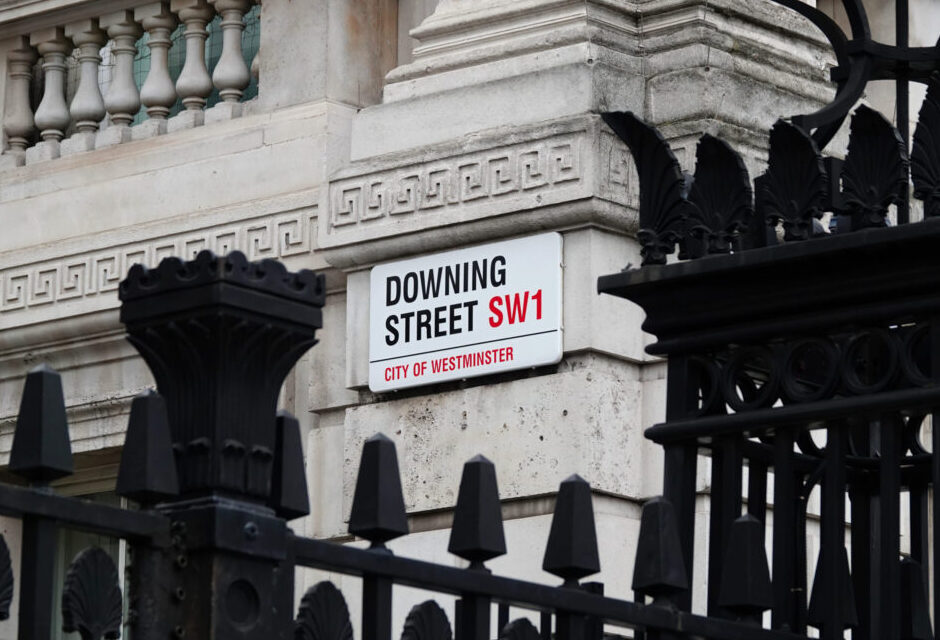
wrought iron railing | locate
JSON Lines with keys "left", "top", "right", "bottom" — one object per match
{"left": 0, "top": 250, "right": 806, "bottom": 640}
{"left": 0, "top": 1, "right": 936, "bottom": 640}
{"left": 596, "top": 3, "right": 940, "bottom": 640}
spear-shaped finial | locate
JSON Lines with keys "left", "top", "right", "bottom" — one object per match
{"left": 543, "top": 475, "right": 600, "bottom": 586}
{"left": 807, "top": 546, "right": 858, "bottom": 630}
{"left": 631, "top": 497, "right": 688, "bottom": 605}
{"left": 269, "top": 411, "right": 310, "bottom": 520}
{"left": 116, "top": 390, "right": 179, "bottom": 505}
{"left": 349, "top": 433, "right": 408, "bottom": 549}
{"left": 9, "top": 364, "right": 73, "bottom": 484}
{"left": 718, "top": 515, "right": 772, "bottom": 622}
{"left": 448, "top": 455, "right": 506, "bottom": 570}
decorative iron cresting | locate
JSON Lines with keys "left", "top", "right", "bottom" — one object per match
{"left": 602, "top": 95, "right": 928, "bottom": 267}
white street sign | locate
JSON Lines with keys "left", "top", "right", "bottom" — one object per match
{"left": 369, "top": 233, "right": 563, "bottom": 391}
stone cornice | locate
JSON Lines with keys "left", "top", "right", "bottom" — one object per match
{"left": 0, "top": 189, "right": 322, "bottom": 332}
{"left": 389, "top": 0, "right": 830, "bottom": 86}
{"left": 0, "top": 0, "right": 140, "bottom": 40}
{"left": 322, "top": 115, "right": 639, "bottom": 268}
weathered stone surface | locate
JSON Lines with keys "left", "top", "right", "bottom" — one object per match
{"left": 60, "top": 131, "right": 96, "bottom": 156}
{"left": 341, "top": 353, "right": 655, "bottom": 513}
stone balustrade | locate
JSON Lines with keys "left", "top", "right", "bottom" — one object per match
{"left": 0, "top": 0, "right": 259, "bottom": 167}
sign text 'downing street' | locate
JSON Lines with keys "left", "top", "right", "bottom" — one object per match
{"left": 369, "top": 233, "right": 563, "bottom": 391}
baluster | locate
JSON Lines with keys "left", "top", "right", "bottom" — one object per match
{"left": 207, "top": 0, "right": 250, "bottom": 122}
{"left": 62, "top": 19, "right": 107, "bottom": 155}
{"left": 171, "top": 0, "right": 214, "bottom": 130}
{"left": 27, "top": 27, "right": 71, "bottom": 162}
{"left": 0, "top": 36, "right": 37, "bottom": 167}
{"left": 98, "top": 10, "right": 143, "bottom": 147}
{"left": 134, "top": 2, "right": 178, "bottom": 138}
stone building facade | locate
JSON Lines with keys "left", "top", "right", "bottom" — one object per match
{"left": 0, "top": 0, "right": 935, "bottom": 637}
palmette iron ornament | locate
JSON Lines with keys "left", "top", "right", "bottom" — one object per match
{"left": 758, "top": 121, "right": 828, "bottom": 242}
{"left": 686, "top": 135, "right": 754, "bottom": 255}
{"left": 912, "top": 73, "right": 940, "bottom": 218}
{"left": 498, "top": 618, "right": 540, "bottom": 640}
{"left": 61, "top": 548, "right": 123, "bottom": 640}
{"left": 604, "top": 77, "right": 940, "bottom": 266}
{"left": 840, "top": 105, "right": 909, "bottom": 230}
{"left": 400, "top": 601, "right": 453, "bottom": 640}
{"left": 295, "top": 581, "right": 354, "bottom": 640}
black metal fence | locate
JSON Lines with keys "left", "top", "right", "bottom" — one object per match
{"left": 0, "top": 285, "right": 804, "bottom": 640}
{"left": 0, "top": 1, "right": 938, "bottom": 639}
{"left": 596, "top": 1, "right": 940, "bottom": 638}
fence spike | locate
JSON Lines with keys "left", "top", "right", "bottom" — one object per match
{"left": 269, "top": 410, "right": 310, "bottom": 520}
{"left": 9, "top": 363, "right": 73, "bottom": 484}
{"left": 401, "top": 600, "right": 453, "bottom": 640}
{"left": 116, "top": 390, "right": 179, "bottom": 505}
{"left": 542, "top": 474, "right": 600, "bottom": 585}
{"left": 448, "top": 455, "right": 506, "bottom": 569}
{"left": 717, "top": 514, "right": 772, "bottom": 621}
{"left": 349, "top": 433, "right": 409, "bottom": 548}
{"left": 631, "top": 497, "right": 688, "bottom": 602}
{"left": 807, "top": 546, "right": 858, "bottom": 630}
{"left": 900, "top": 559, "right": 932, "bottom": 640}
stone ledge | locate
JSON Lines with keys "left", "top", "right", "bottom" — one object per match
{"left": 0, "top": 0, "right": 139, "bottom": 40}
{"left": 0, "top": 188, "right": 323, "bottom": 331}
{"left": 390, "top": 0, "right": 829, "bottom": 87}
{"left": 323, "top": 115, "right": 639, "bottom": 266}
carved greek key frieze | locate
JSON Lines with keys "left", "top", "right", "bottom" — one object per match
{"left": 0, "top": 209, "right": 314, "bottom": 314}
{"left": 328, "top": 136, "right": 583, "bottom": 230}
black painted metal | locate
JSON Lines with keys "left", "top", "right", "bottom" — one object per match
{"left": 0, "top": 246, "right": 818, "bottom": 640}
{"left": 595, "top": 5, "right": 940, "bottom": 639}
{"left": 448, "top": 455, "right": 506, "bottom": 569}
{"left": 0, "top": 4, "right": 937, "bottom": 640}
{"left": 61, "top": 547, "right": 123, "bottom": 640}
{"left": 116, "top": 390, "right": 179, "bottom": 505}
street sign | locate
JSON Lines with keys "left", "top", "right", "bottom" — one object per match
{"left": 369, "top": 233, "right": 563, "bottom": 391}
